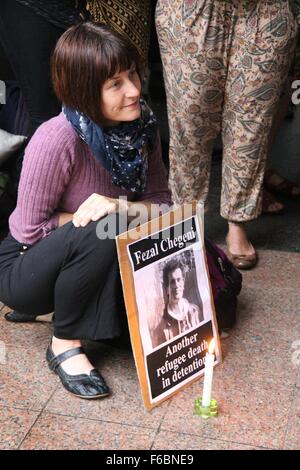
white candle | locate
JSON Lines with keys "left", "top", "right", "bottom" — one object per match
{"left": 202, "top": 339, "right": 215, "bottom": 407}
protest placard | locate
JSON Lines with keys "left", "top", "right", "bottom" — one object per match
{"left": 116, "top": 203, "right": 221, "bottom": 409}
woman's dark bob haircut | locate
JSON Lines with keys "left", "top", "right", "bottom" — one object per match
{"left": 51, "top": 22, "right": 142, "bottom": 124}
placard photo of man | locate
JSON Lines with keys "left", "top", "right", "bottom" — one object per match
{"left": 151, "top": 253, "right": 204, "bottom": 348}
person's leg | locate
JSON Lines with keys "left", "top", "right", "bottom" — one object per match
{"left": 221, "top": 0, "right": 297, "bottom": 262}
{"left": 0, "top": 216, "right": 124, "bottom": 377}
{"left": 155, "top": 0, "right": 226, "bottom": 205}
{"left": 0, "top": 0, "right": 63, "bottom": 137}
{"left": 51, "top": 218, "right": 123, "bottom": 380}
{"left": 263, "top": 74, "right": 300, "bottom": 207}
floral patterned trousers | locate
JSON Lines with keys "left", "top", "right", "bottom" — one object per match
{"left": 156, "top": 0, "right": 298, "bottom": 221}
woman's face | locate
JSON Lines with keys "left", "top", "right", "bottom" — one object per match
{"left": 101, "top": 64, "right": 141, "bottom": 126}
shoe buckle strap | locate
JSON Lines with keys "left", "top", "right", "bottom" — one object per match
{"left": 48, "top": 346, "right": 85, "bottom": 371}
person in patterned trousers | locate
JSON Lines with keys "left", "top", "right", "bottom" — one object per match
{"left": 156, "top": 0, "right": 298, "bottom": 269}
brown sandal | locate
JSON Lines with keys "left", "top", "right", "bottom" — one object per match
{"left": 264, "top": 169, "right": 300, "bottom": 199}
{"left": 226, "top": 248, "right": 258, "bottom": 270}
{"left": 226, "top": 236, "right": 258, "bottom": 270}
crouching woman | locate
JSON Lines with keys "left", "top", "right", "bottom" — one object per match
{"left": 0, "top": 23, "right": 172, "bottom": 399}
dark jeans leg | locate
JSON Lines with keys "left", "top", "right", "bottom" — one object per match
{"left": 0, "top": 216, "right": 125, "bottom": 340}
{"left": 0, "top": 0, "right": 63, "bottom": 137}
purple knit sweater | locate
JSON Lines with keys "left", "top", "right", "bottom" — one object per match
{"left": 9, "top": 112, "right": 172, "bottom": 244}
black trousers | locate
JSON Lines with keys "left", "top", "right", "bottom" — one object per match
{"left": 0, "top": 0, "right": 63, "bottom": 137}
{"left": 0, "top": 217, "right": 128, "bottom": 341}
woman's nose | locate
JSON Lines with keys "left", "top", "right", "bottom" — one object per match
{"left": 125, "top": 79, "right": 140, "bottom": 97}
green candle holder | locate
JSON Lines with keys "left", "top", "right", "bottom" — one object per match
{"left": 194, "top": 397, "right": 218, "bottom": 419}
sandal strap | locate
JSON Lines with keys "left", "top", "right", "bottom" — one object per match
{"left": 264, "top": 170, "right": 299, "bottom": 197}
{"left": 269, "top": 179, "right": 294, "bottom": 192}
{"left": 48, "top": 346, "right": 85, "bottom": 371}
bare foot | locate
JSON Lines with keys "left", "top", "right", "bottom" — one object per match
{"left": 262, "top": 189, "right": 284, "bottom": 214}
{"left": 51, "top": 336, "right": 94, "bottom": 376}
{"left": 226, "top": 223, "right": 255, "bottom": 256}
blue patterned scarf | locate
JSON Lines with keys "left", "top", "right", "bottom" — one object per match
{"left": 63, "top": 99, "right": 157, "bottom": 193}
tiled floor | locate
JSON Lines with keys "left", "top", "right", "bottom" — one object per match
{"left": 0, "top": 250, "right": 299, "bottom": 450}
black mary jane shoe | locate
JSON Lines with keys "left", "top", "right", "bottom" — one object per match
{"left": 46, "top": 344, "right": 110, "bottom": 399}
{"left": 5, "top": 311, "right": 37, "bottom": 323}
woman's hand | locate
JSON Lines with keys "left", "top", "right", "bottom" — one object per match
{"left": 72, "top": 193, "right": 119, "bottom": 228}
